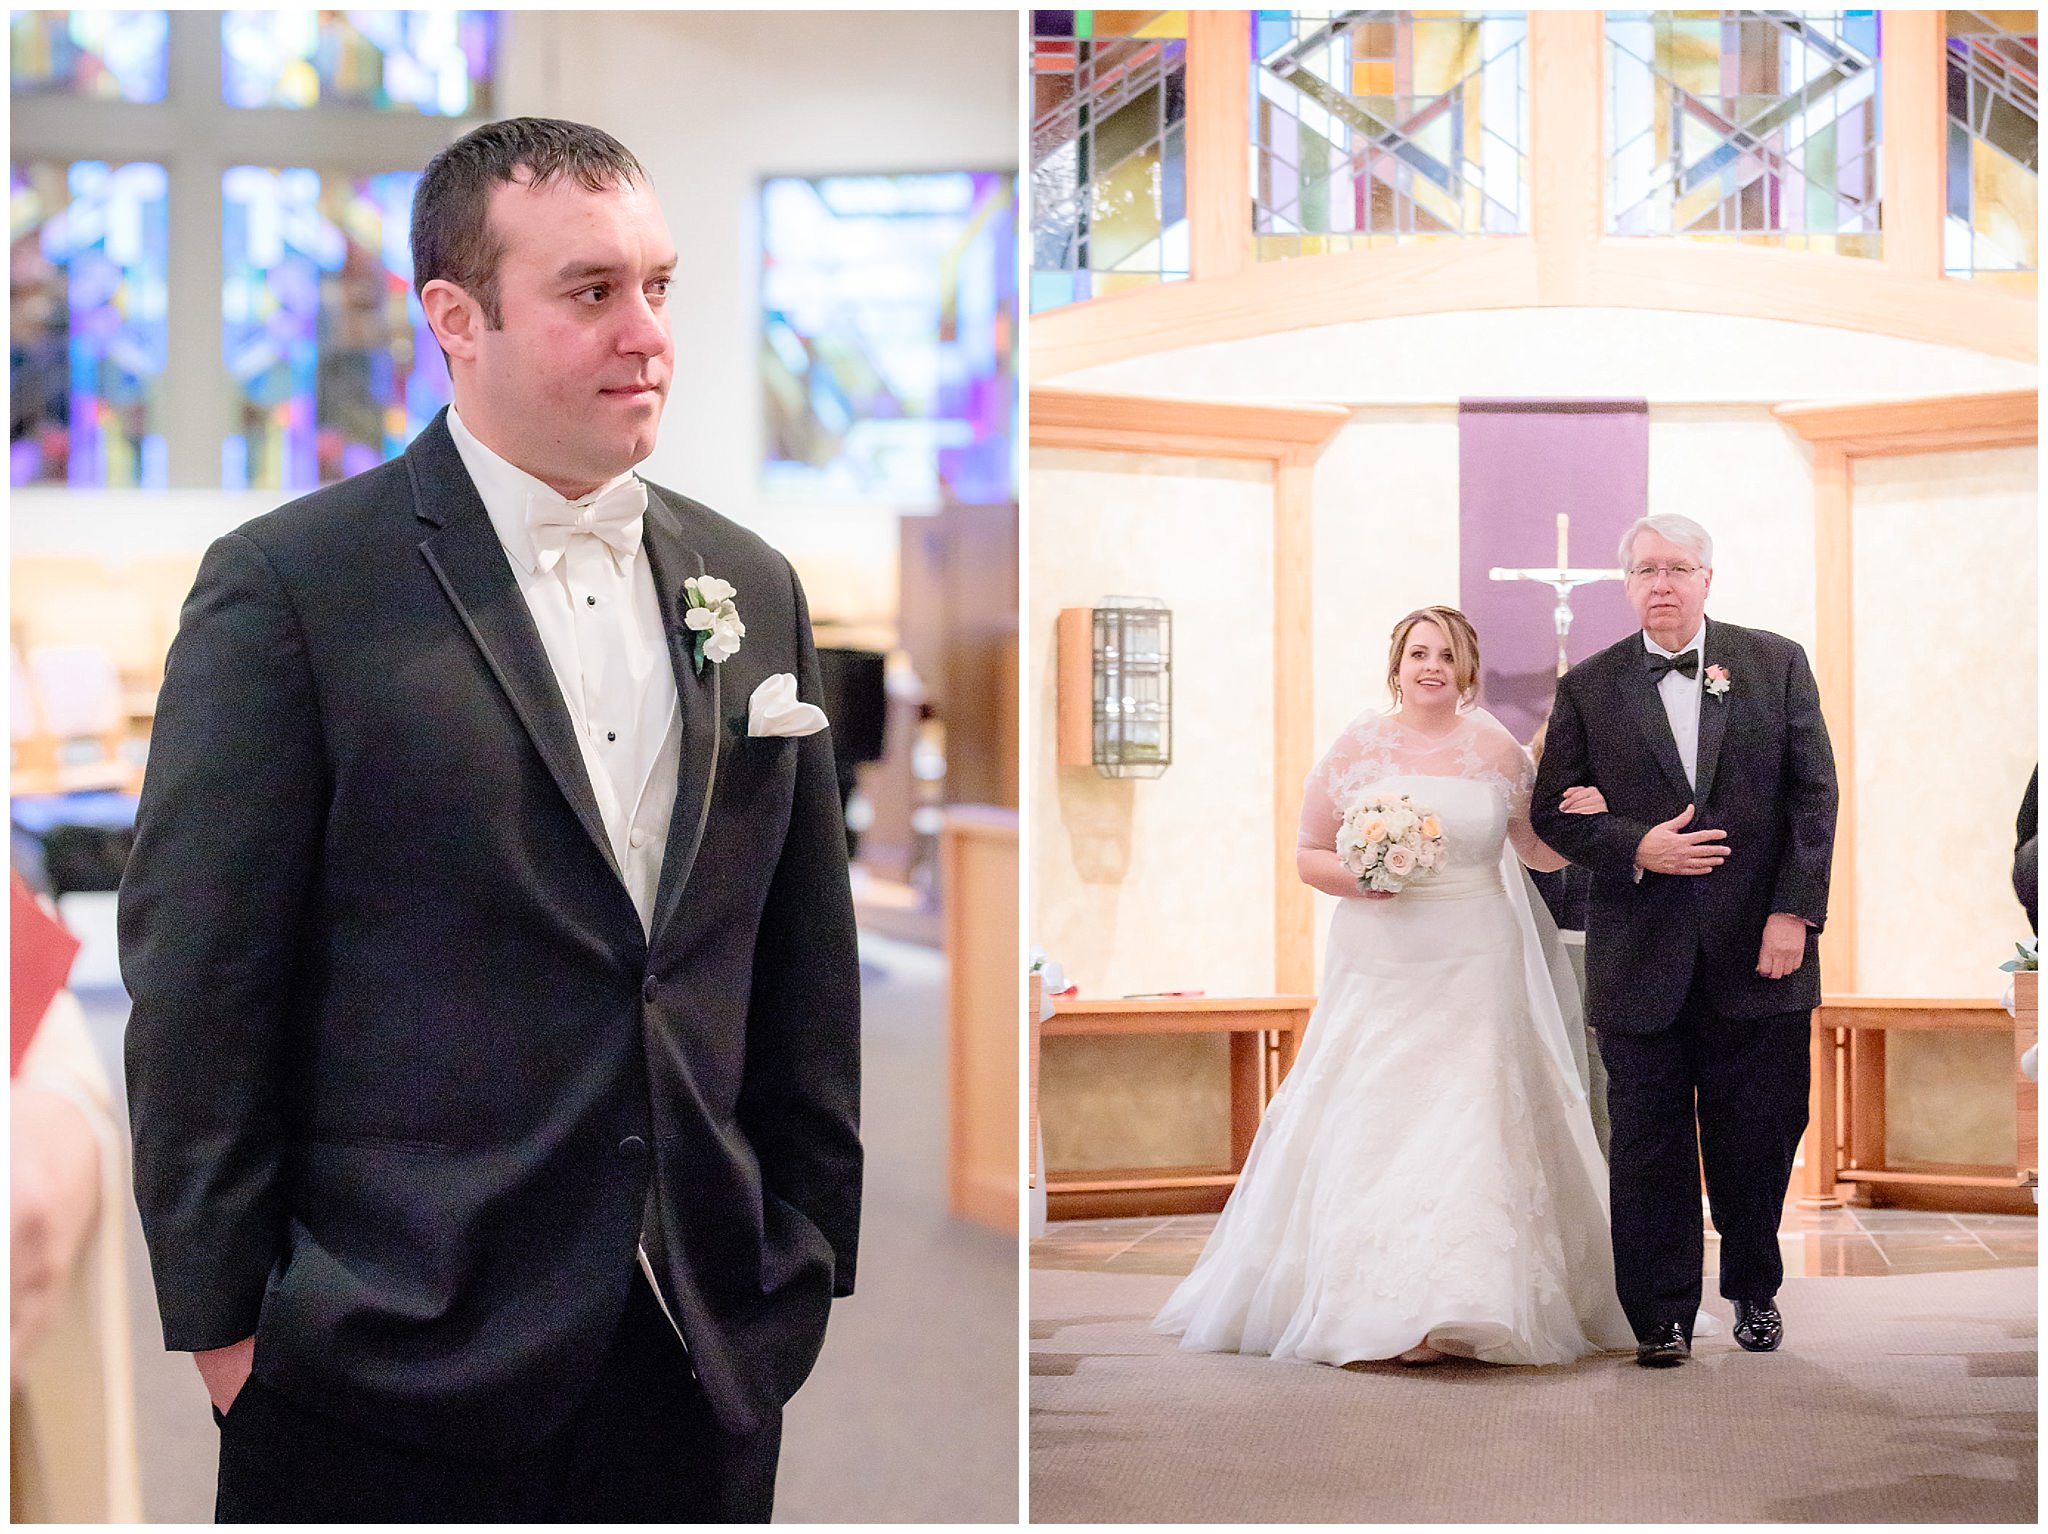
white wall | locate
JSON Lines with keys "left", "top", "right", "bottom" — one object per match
{"left": 1851, "top": 445, "right": 2037, "bottom": 998}
{"left": 1030, "top": 449, "right": 1277, "bottom": 998}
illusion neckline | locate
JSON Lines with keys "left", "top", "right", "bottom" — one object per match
{"left": 1388, "top": 709, "right": 1468, "bottom": 742}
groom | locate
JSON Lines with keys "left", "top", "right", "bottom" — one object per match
{"left": 121, "top": 119, "right": 860, "bottom": 1518}
{"left": 1532, "top": 513, "right": 1836, "bottom": 1368}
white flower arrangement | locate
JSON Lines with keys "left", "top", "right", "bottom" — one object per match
{"left": 683, "top": 574, "right": 745, "bottom": 673}
{"left": 1335, "top": 791, "right": 1448, "bottom": 894}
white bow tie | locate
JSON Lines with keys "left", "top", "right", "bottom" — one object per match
{"left": 526, "top": 477, "right": 648, "bottom": 574}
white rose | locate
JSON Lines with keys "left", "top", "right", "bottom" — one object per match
{"left": 690, "top": 575, "right": 737, "bottom": 606}
{"left": 704, "top": 608, "right": 745, "bottom": 663}
{"left": 1383, "top": 845, "right": 1416, "bottom": 879}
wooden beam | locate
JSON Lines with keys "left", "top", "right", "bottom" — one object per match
{"left": 1030, "top": 387, "right": 1351, "bottom": 459}
{"left": 1529, "top": 9, "right": 1604, "bottom": 300}
{"left": 1772, "top": 389, "right": 2038, "bottom": 453}
{"left": 1881, "top": 9, "right": 1948, "bottom": 281}
{"left": 1187, "top": 10, "right": 1251, "bottom": 282}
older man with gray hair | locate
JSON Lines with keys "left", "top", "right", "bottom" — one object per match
{"left": 1531, "top": 512, "right": 1838, "bottom": 1369}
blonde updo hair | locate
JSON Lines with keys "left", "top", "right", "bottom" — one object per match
{"left": 1386, "top": 606, "right": 1482, "bottom": 709}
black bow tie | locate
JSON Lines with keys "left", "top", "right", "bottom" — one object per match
{"left": 1645, "top": 649, "right": 1699, "bottom": 681}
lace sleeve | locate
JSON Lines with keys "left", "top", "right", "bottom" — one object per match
{"left": 1299, "top": 712, "right": 1400, "bottom": 850}
{"left": 1467, "top": 710, "right": 1561, "bottom": 870}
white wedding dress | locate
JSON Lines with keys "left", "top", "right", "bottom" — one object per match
{"left": 1153, "top": 708, "right": 1636, "bottom": 1366}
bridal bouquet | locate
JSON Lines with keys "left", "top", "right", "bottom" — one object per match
{"left": 1336, "top": 792, "right": 1447, "bottom": 894}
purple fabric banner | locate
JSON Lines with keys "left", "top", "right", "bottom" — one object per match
{"left": 1457, "top": 399, "right": 1648, "bottom": 744}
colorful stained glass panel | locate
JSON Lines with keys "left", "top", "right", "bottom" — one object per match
{"left": 1945, "top": 11, "right": 2037, "bottom": 286}
{"left": 1607, "top": 11, "right": 1883, "bottom": 255}
{"left": 10, "top": 10, "right": 169, "bottom": 101}
{"left": 1252, "top": 10, "right": 1529, "bottom": 260}
{"left": 10, "top": 160, "right": 170, "bottom": 488}
{"left": 221, "top": 10, "right": 494, "bottom": 115}
{"left": 221, "top": 166, "right": 451, "bottom": 491}
{"left": 1031, "top": 10, "right": 1189, "bottom": 311}
{"left": 763, "top": 172, "right": 1017, "bottom": 508}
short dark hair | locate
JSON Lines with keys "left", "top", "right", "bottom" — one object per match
{"left": 411, "top": 116, "right": 646, "bottom": 331}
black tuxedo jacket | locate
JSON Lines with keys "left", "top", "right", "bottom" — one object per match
{"left": 1530, "top": 618, "right": 1838, "bottom": 1033}
{"left": 120, "top": 410, "right": 861, "bottom": 1459}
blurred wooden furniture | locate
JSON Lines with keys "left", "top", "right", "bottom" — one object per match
{"left": 1042, "top": 995, "right": 1314, "bottom": 1220}
{"left": 942, "top": 806, "right": 1019, "bottom": 1233}
{"left": 2017, "top": 971, "right": 2037, "bottom": 1196}
{"left": 1803, "top": 994, "right": 2036, "bottom": 1215}
{"left": 1027, "top": 971, "right": 1043, "bottom": 1191}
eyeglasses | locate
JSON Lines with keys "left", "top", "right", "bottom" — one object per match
{"left": 1626, "top": 563, "right": 1703, "bottom": 581}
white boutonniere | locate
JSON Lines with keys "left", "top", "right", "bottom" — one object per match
{"left": 1704, "top": 663, "right": 1731, "bottom": 698}
{"left": 683, "top": 575, "right": 745, "bottom": 674}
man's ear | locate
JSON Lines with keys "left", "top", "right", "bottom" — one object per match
{"left": 420, "top": 278, "right": 481, "bottom": 365}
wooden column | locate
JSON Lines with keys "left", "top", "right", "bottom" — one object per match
{"left": 1811, "top": 442, "right": 1857, "bottom": 993}
{"left": 1880, "top": 9, "right": 1948, "bottom": 281}
{"left": 1528, "top": 9, "right": 1604, "bottom": 301}
{"left": 1187, "top": 9, "right": 1251, "bottom": 281}
{"left": 1273, "top": 447, "right": 1317, "bottom": 995}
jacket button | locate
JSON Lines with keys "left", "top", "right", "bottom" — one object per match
{"left": 618, "top": 1135, "right": 646, "bottom": 1157}
{"left": 642, "top": 978, "right": 658, "bottom": 1003}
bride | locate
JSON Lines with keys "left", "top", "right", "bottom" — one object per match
{"left": 1153, "top": 605, "right": 1636, "bottom": 1367}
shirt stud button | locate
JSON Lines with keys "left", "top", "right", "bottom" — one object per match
{"left": 587, "top": 595, "right": 596, "bottom": 606}
{"left": 607, "top": 731, "right": 617, "bottom": 742}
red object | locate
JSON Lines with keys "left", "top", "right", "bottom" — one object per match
{"left": 11, "top": 874, "right": 80, "bottom": 1076}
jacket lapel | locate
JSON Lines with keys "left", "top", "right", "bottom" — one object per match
{"left": 1619, "top": 640, "right": 1697, "bottom": 801}
{"left": 641, "top": 487, "right": 722, "bottom": 949}
{"left": 406, "top": 413, "right": 625, "bottom": 889}
{"left": 1692, "top": 618, "right": 1731, "bottom": 805}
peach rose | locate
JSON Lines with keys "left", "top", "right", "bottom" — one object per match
{"left": 1419, "top": 815, "right": 1442, "bottom": 840}
{"left": 1361, "top": 818, "right": 1388, "bottom": 843}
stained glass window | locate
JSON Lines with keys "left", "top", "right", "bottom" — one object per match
{"left": 9, "top": 10, "right": 169, "bottom": 101}
{"left": 1031, "top": 10, "right": 1189, "bottom": 312}
{"left": 763, "top": 172, "right": 1018, "bottom": 508}
{"left": 1252, "top": 10, "right": 1529, "bottom": 260}
{"left": 10, "top": 160, "right": 170, "bottom": 488}
{"left": 1607, "top": 11, "right": 1882, "bottom": 255}
{"left": 221, "top": 10, "right": 494, "bottom": 115}
{"left": 1946, "top": 11, "right": 2037, "bottom": 288}
{"left": 221, "top": 166, "right": 451, "bottom": 491}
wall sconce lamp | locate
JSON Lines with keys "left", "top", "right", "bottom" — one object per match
{"left": 1056, "top": 598, "right": 1172, "bottom": 778}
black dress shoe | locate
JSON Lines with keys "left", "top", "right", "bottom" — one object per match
{"left": 1732, "top": 1299, "right": 1783, "bottom": 1352}
{"left": 1635, "top": 1321, "right": 1690, "bottom": 1368}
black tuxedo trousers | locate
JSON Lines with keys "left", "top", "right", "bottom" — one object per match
{"left": 214, "top": 1270, "right": 779, "bottom": 1522}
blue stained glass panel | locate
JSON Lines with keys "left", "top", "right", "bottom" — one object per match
{"left": 222, "top": 166, "right": 451, "bottom": 491}
{"left": 10, "top": 10, "right": 169, "bottom": 101}
{"left": 762, "top": 172, "right": 1018, "bottom": 508}
{"left": 221, "top": 10, "right": 494, "bottom": 115}
{"left": 10, "top": 159, "right": 170, "bottom": 488}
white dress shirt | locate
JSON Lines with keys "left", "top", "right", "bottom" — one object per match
{"left": 446, "top": 405, "right": 680, "bottom": 934}
{"left": 1643, "top": 622, "right": 1706, "bottom": 790}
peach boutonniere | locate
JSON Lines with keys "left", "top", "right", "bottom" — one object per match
{"left": 1704, "top": 664, "right": 1731, "bottom": 699}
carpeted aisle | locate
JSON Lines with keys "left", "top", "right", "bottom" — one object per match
{"left": 1032, "top": 1267, "right": 2036, "bottom": 1523}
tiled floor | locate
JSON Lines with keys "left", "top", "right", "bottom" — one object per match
{"left": 1032, "top": 1201, "right": 2038, "bottom": 1279}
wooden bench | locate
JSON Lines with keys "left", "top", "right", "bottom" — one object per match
{"left": 1040, "top": 995, "right": 1314, "bottom": 1220}
{"left": 1803, "top": 985, "right": 2036, "bottom": 1214}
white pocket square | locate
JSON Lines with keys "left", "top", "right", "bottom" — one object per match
{"left": 747, "top": 673, "right": 828, "bottom": 738}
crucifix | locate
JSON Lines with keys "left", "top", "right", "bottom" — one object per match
{"left": 1488, "top": 513, "right": 1625, "bottom": 677}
